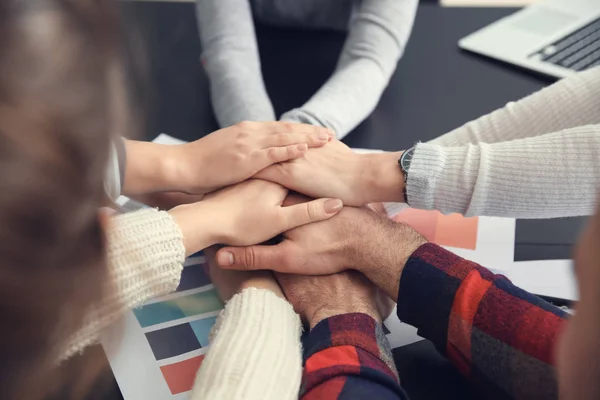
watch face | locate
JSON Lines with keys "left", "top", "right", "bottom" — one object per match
{"left": 401, "top": 148, "right": 414, "bottom": 171}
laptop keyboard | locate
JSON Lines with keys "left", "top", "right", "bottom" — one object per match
{"left": 530, "top": 17, "right": 600, "bottom": 72}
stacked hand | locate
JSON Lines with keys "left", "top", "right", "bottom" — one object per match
{"left": 124, "top": 121, "right": 334, "bottom": 199}
{"left": 215, "top": 194, "right": 427, "bottom": 302}
{"left": 169, "top": 180, "right": 343, "bottom": 256}
{"left": 255, "top": 139, "right": 405, "bottom": 206}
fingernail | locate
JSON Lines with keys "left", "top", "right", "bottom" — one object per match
{"left": 297, "top": 143, "right": 308, "bottom": 151}
{"left": 324, "top": 199, "right": 343, "bottom": 214}
{"left": 317, "top": 132, "right": 329, "bottom": 140}
{"left": 327, "top": 129, "right": 336, "bottom": 137}
{"left": 218, "top": 251, "right": 234, "bottom": 266}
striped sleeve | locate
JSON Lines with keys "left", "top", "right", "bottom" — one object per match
{"left": 397, "top": 243, "right": 568, "bottom": 399}
{"left": 301, "top": 313, "right": 409, "bottom": 400}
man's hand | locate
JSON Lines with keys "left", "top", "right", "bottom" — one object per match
{"left": 204, "top": 247, "right": 284, "bottom": 302}
{"left": 216, "top": 194, "right": 427, "bottom": 301}
{"left": 276, "top": 271, "right": 380, "bottom": 329}
{"left": 255, "top": 140, "right": 405, "bottom": 206}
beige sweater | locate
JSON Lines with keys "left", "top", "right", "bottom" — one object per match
{"left": 65, "top": 209, "right": 303, "bottom": 400}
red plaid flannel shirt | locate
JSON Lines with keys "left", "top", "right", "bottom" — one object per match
{"left": 300, "top": 243, "right": 568, "bottom": 399}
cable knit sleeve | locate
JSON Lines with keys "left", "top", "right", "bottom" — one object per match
{"left": 430, "top": 66, "right": 600, "bottom": 147}
{"left": 191, "top": 288, "right": 303, "bottom": 400}
{"left": 61, "top": 208, "right": 185, "bottom": 359}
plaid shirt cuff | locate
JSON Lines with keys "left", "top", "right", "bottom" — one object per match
{"left": 301, "top": 313, "right": 407, "bottom": 399}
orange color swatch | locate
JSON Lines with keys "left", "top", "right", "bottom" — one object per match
{"left": 160, "top": 354, "right": 205, "bottom": 394}
{"left": 391, "top": 209, "right": 478, "bottom": 250}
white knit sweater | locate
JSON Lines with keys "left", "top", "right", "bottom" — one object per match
{"left": 65, "top": 209, "right": 302, "bottom": 400}
{"left": 409, "top": 66, "right": 600, "bottom": 218}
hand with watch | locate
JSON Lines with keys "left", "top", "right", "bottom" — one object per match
{"left": 254, "top": 139, "right": 415, "bottom": 206}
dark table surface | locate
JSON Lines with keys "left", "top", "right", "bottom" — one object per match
{"left": 91, "top": 2, "right": 585, "bottom": 399}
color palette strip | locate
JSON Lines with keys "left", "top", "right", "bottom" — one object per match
{"left": 133, "top": 289, "right": 223, "bottom": 328}
{"left": 392, "top": 209, "right": 478, "bottom": 250}
{"left": 177, "top": 263, "right": 212, "bottom": 292}
{"left": 145, "top": 317, "right": 217, "bottom": 360}
{"left": 160, "top": 354, "right": 205, "bottom": 395}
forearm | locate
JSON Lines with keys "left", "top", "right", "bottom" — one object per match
{"left": 408, "top": 126, "right": 600, "bottom": 218}
{"left": 197, "top": 0, "right": 275, "bottom": 127}
{"left": 191, "top": 288, "right": 302, "bottom": 400}
{"left": 121, "top": 140, "right": 182, "bottom": 196}
{"left": 62, "top": 209, "right": 185, "bottom": 359}
{"left": 301, "top": 313, "right": 407, "bottom": 400}
{"left": 282, "top": 0, "right": 417, "bottom": 138}
{"left": 397, "top": 243, "right": 567, "bottom": 399}
{"left": 431, "top": 66, "right": 600, "bottom": 147}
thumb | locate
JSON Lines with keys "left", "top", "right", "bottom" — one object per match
{"left": 216, "top": 243, "right": 294, "bottom": 272}
{"left": 282, "top": 198, "right": 343, "bottom": 230}
{"left": 253, "top": 164, "right": 279, "bottom": 182}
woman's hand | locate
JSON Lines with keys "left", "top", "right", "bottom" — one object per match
{"left": 172, "top": 121, "right": 333, "bottom": 194}
{"left": 123, "top": 122, "right": 333, "bottom": 197}
{"left": 255, "top": 140, "right": 405, "bottom": 206}
{"left": 169, "top": 179, "right": 343, "bottom": 255}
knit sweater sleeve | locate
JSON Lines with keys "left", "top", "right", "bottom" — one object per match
{"left": 281, "top": 0, "right": 418, "bottom": 139}
{"left": 429, "top": 66, "right": 600, "bottom": 147}
{"left": 191, "top": 288, "right": 303, "bottom": 400}
{"left": 62, "top": 208, "right": 185, "bottom": 359}
{"left": 408, "top": 126, "right": 600, "bottom": 218}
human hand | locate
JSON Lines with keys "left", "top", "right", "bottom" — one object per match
{"left": 171, "top": 121, "right": 334, "bottom": 194}
{"left": 171, "top": 180, "right": 342, "bottom": 254}
{"left": 255, "top": 140, "right": 405, "bottom": 206}
{"left": 275, "top": 270, "right": 380, "bottom": 329}
{"left": 204, "top": 247, "right": 284, "bottom": 302}
{"left": 216, "top": 194, "right": 427, "bottom": 301}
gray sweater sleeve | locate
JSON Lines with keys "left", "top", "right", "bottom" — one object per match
{"left": 196, "top": 0, "right": 275, "bottom": 128}
{"left": 281, "top": 0, "right": 418, "bottom": 139}
{"left": 408, "top": 67, "right": 600, "bottom": 218}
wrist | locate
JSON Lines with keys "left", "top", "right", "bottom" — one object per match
{"left": 240, "top": 274, "right": 286, "bottom": 300}
{"left": 360, "top": 151, "right": 405, "bottom": 203}
{"left": 308, "top": 302, "right": 380, "bottom": 330}
{"left": 123, "top": 140, "right": 183, "bottom": 195}
{"left": 352, "top": 214, "right": 428, "bottom": 302}
{"left": 168, "top": 201, "right": 220, "bottom": 256}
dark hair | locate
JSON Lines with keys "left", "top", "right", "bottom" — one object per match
{"left": 0, "top": 1, "right": 132, "bottom": 398}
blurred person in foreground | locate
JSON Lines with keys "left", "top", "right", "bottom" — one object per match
{"left": 0, "top": 1, "right": 343, "bottom": 399}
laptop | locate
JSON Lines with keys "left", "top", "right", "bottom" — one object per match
{"left": 459, "top": 0, "right": 600, "bottom": 78}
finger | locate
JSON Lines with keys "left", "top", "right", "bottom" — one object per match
{"left": 264, "top": 121, "right": 335, "bottom": 138}
{"left": 263, "top": 131, "right": 331, "bottom": 149}
{"left": 255, "top": 143, "right": 308, "bottom": 167}
{"left": 216, "top": 243, "right": 296, "bottom": 272}
{"left": 367, "top": 202, "right": 388, "bottom": 217}
{"left": 282, "top": 192, "right": 312, "bottom": 207}
{"left": 281, "top": 197, "right": 343, "bottom": 230}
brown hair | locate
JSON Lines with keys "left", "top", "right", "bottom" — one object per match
{"left": 0, "top": 0, "right": 132, "bottom": 398}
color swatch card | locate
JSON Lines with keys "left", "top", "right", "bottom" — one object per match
{"left": 102, "top": 255, "right": 221, "bottom": 399}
